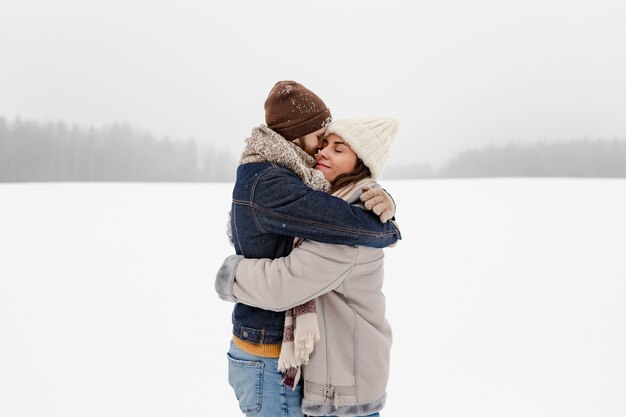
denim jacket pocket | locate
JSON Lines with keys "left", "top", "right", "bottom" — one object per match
{"left": 233, "top": 323, "right": 283, "bottom": 344}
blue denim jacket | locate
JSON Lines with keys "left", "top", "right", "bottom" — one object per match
{"left": 230, "top": 162, "right": 401, "bottom": 344}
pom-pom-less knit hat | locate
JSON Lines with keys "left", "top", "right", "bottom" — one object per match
{"left": 264, "top": 81, "right": 332, "bottom": 141}
{"left": 325, "top": 118, "right": 399, "bottom": 179}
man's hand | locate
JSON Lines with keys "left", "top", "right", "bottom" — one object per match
{"left": 360, "top": 188, "right": 396, "bottom": 223}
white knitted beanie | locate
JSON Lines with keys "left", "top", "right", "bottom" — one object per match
{"left": 325, "top": 117, "right": 399, "bottom": 179}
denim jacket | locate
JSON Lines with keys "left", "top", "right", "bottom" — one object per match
{"left": 230, "top": 162, "right": 401, "bottom": 344}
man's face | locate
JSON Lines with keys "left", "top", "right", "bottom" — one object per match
{"left": 294, "top": 127, "right": 326, "bottom": 156}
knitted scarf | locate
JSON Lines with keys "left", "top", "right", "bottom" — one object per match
{"left": 278, "top": 177, "right": 380, "bottom": 389}
{"left": 239, "top": 125, "right": 330, "bottom": 192}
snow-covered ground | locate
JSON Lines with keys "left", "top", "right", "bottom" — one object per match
{"left": 1, "top": 179, "right": 625, "bottom": 417}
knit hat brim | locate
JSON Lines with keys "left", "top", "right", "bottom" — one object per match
{"left": 325, "top": 118, "right": 399, "bottom": 179}
{"left": 271, "top": 108, "right": 332, "bottom": 141}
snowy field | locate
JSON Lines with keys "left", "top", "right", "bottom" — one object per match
{"left": 1, "top": 179, "right": 625, "bottom": 417}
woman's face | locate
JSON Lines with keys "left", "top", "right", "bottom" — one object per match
{"left": 315, "top": 133, "right": 358, "bottom": 183}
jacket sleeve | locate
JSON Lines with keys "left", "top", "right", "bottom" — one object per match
{"left": 252, "top": 168, "right": 401, "bottom": 248}
{"left": 231, "top": 241, "right": 357, "bottom": 311}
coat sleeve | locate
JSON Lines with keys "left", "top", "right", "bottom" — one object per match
{"left": 252, "top": 168, "right": 401, "bottom": 248}
{"left": 232, "top": 241, "right": 357, "bottom": 311}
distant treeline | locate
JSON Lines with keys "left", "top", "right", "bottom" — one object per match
{"left": 0, "top": 117, "right": 235, "bottom": 182}
{"left": 1, "top": 117, "right": 625, "bottom": 181}
{"left": 385, "top": 140, "right": 626, "bottom": 179}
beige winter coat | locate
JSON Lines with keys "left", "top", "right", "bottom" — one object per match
{"left": 218, "top": 239, "right": 392, "bottom": 416}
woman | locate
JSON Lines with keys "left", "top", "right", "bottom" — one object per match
{"left": 217, "top": 117, "right": 399, "bottom": 417}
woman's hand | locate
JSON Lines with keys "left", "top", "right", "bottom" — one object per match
{"left": 360, "top": 188, "right": 396, "bottom": 223}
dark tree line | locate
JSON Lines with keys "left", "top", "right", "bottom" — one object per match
{"left": 440, "top": 140, "right": 626, "bottom": 178}
{"left": 2, "top": 117, "right": 625, "bottom": 181}
{"left": 0, "top": 117, "right": 236, "bottom": 182}
{"left": 384, "top": 139, "right": 626, "bottom": 179}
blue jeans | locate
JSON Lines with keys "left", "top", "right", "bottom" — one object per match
{"left": 227, "top": 340, "right": 303, "bottom": 417}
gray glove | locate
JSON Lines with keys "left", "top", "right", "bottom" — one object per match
{"left": 360, "top": 187, "right": 396, "bottom": 223}
{"left": 215, "top": 254, "right": 244, "bottom": 302}
{"left": 226, "top": 211, "right": 234, "bottom": 246}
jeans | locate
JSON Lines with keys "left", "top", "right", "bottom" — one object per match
{"left": 227, "top": 340, "right": 303, "bottom": 417}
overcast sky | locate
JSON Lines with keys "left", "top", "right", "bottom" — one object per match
{"left": 1, "top": 0, "right": 625, "bottom": 166}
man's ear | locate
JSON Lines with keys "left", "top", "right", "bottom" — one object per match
{"left": 291, "top": 137, "right": 304, "bottom": 148}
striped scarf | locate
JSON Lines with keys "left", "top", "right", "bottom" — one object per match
{"left": 278, "top": 177, "right": 380, "bottom": 389}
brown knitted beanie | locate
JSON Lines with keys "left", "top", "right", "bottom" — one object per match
{"left": 264, "top": 81, "right": 332, "bottom": 141}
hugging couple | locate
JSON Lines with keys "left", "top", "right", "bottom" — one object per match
{"left": 215, "top": 80, "right": 402, "bottom": 417}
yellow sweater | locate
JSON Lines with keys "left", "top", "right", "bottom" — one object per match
{"left": 232, "top": 335, "right": 281, "bottom": 358}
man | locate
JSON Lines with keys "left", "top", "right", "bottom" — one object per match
{"left": 221, "top": 81, "right": 400, "bottom": 417}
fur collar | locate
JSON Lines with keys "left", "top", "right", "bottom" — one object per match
{"left": 240, "top": 125, "right": 330, "bottom": 192}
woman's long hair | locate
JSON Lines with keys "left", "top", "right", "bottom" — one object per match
{"left": 330, "top": 158, "right": 372, "bottom": 194}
